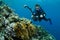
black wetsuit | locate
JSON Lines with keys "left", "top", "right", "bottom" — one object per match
{"left": 25, "top": 6, "right": 52, "bottom": 24}
{"left": 32, "top": 8, "right": 46, "bottom": 21}
{"left": 33, "top": 8, "right": 52, "bottom": 24}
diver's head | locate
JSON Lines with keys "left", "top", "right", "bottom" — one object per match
{"left": 35, "top": 4, "right": 40, "bottom": 11}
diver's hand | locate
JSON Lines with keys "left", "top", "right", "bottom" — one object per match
{"left": 31, "top": 15, "right": 33, "bottom": 18}
{"left": 24, "top": 5, "right": 28, "bottom": 8}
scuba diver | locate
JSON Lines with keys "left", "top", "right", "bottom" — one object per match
{"left": 24, "top": 4, "right": 52, "bottom": 24}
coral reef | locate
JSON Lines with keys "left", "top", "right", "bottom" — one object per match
{"left": 0, "top": 0, "right": 55, "bottom": 40}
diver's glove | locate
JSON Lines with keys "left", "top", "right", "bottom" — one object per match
{"left": 24, "top": 5, "right": 28, "bottom": 8}
{"left": 44, "top": 14, "right": 46, "bottom": 16}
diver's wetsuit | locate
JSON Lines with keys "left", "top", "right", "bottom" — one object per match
{"left": 32, "top": 8, "right": 45, "bottom": 21}
{"left": 25, "top": 6, "right": 52, "bottom": 24}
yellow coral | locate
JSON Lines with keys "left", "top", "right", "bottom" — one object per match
{"left": 13, "top": 20, "right": 37, "bottom": 40}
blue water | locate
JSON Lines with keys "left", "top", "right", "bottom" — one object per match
{"left": 4, "top": 0, "right": 60, "bottom": 40}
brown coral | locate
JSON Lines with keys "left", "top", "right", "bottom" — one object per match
{"left": 13, "top": 20, "right": 36, "bottom": 40}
